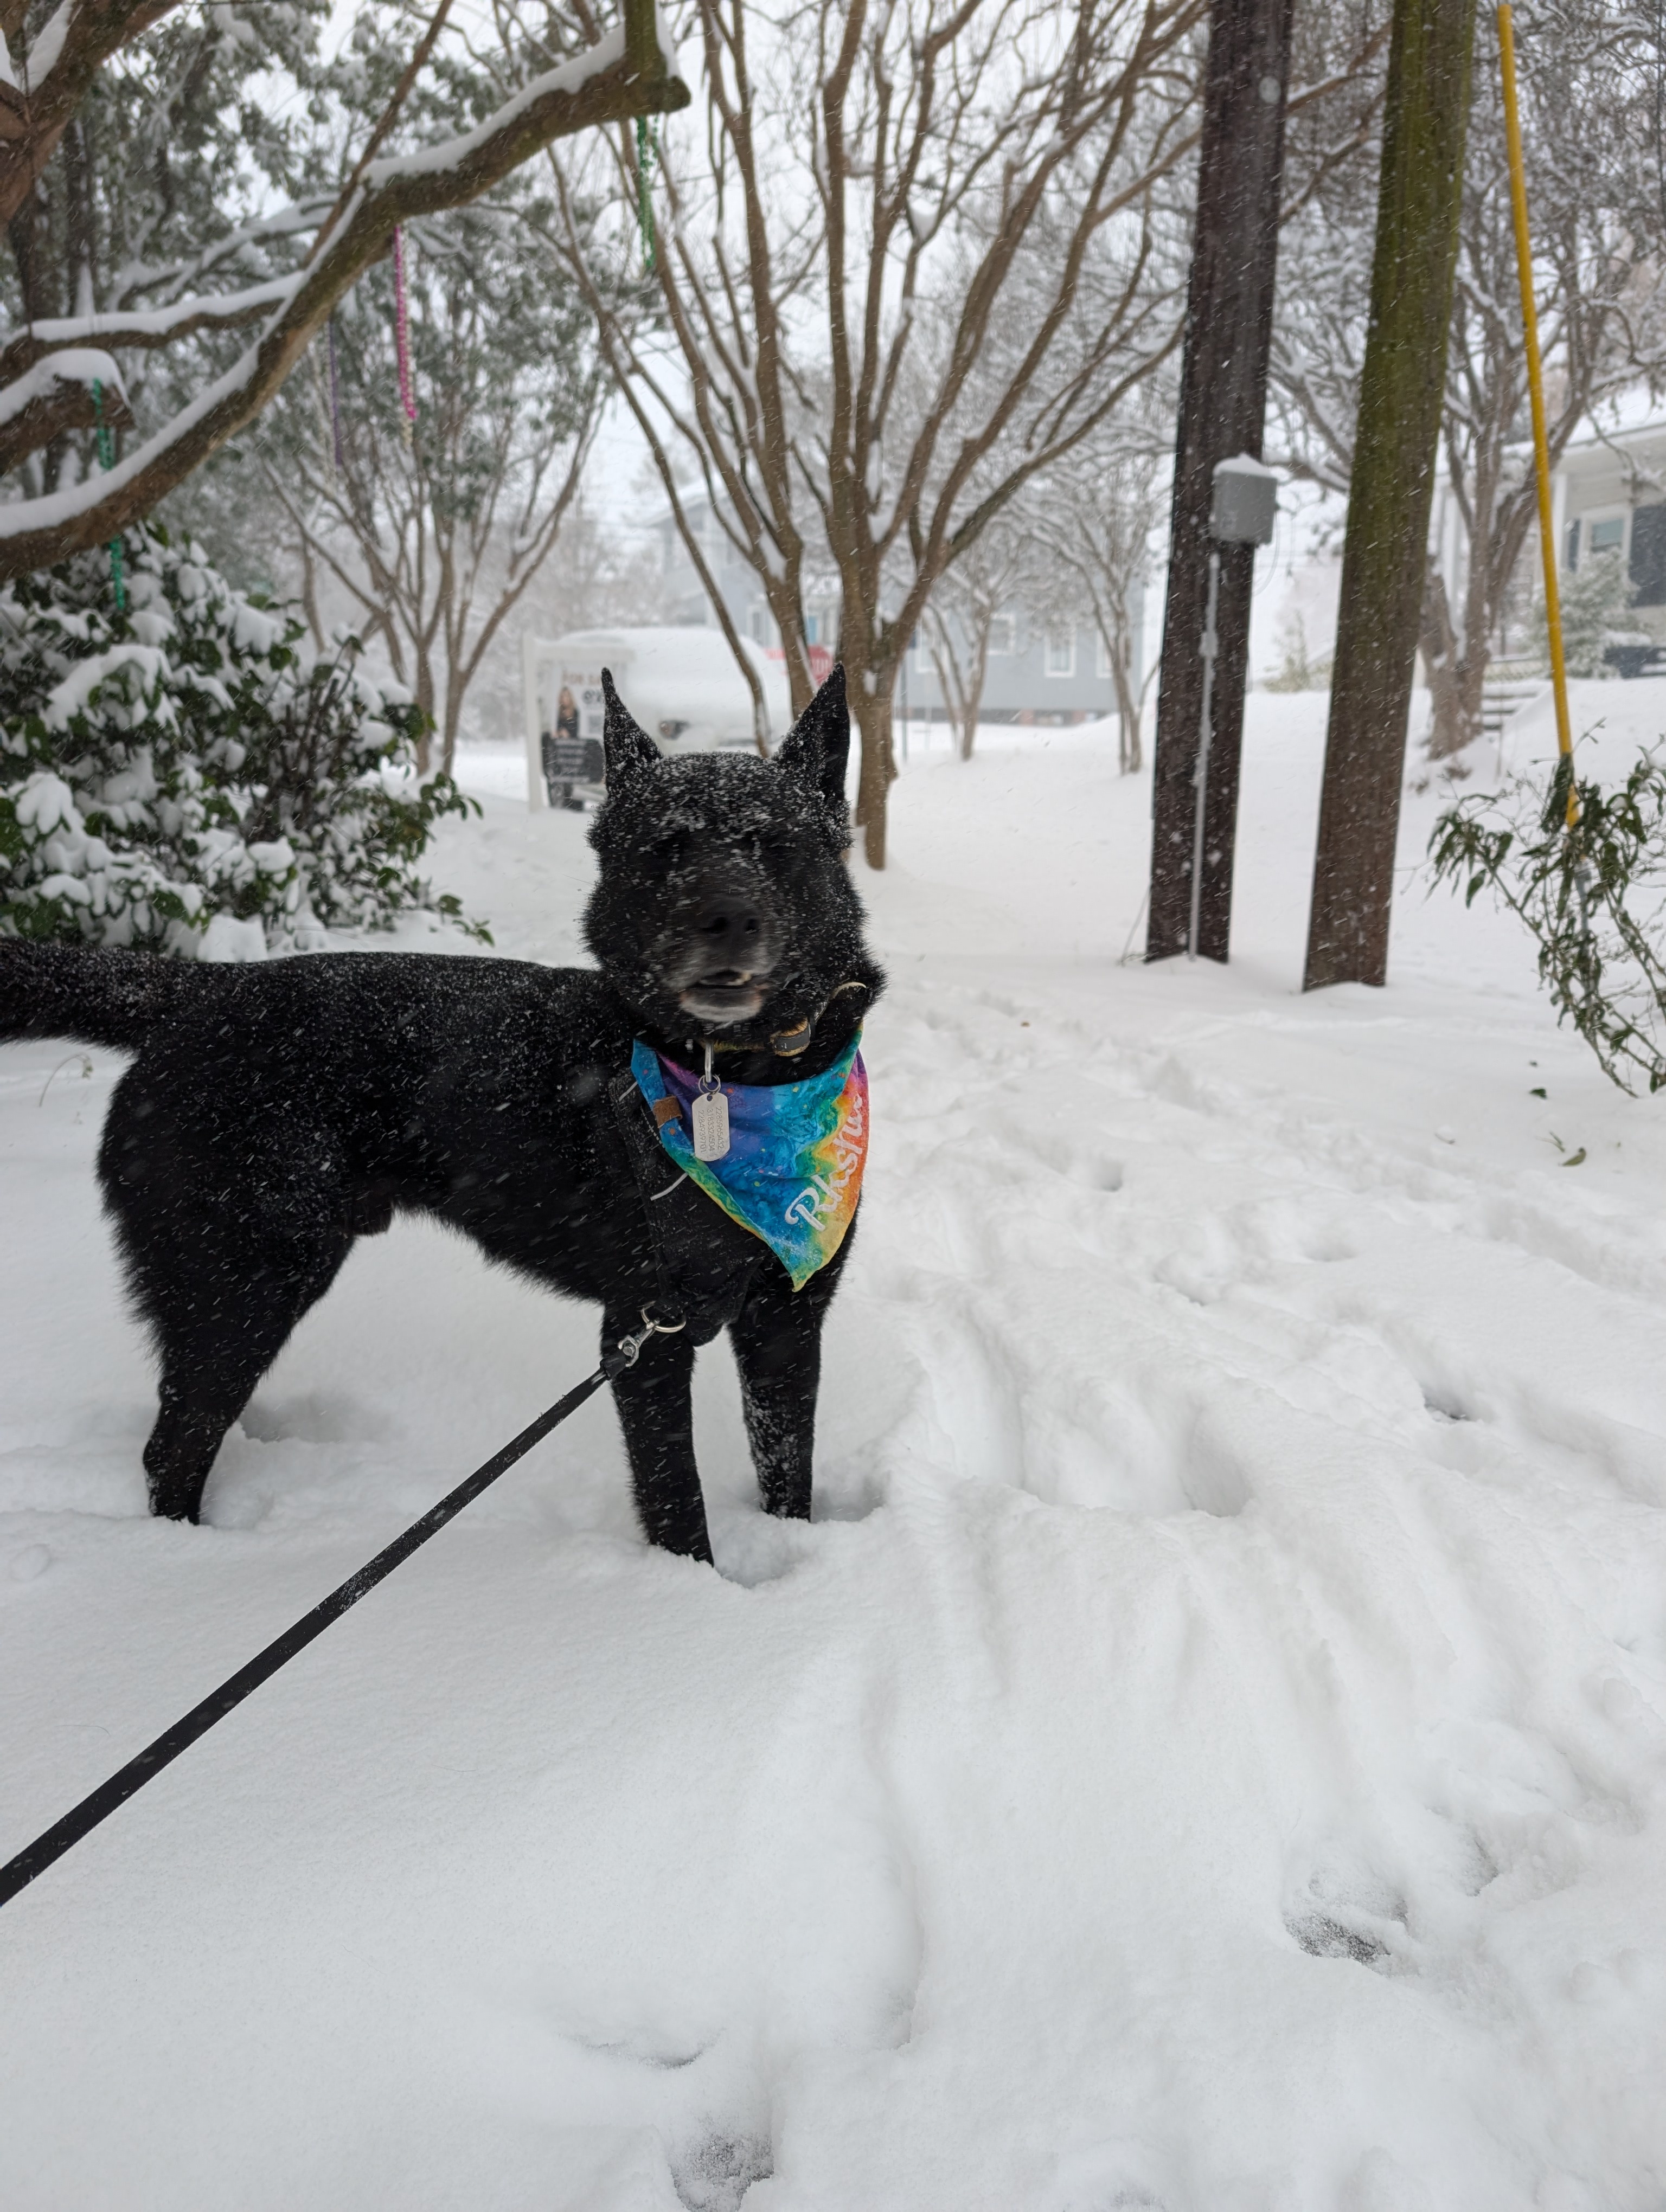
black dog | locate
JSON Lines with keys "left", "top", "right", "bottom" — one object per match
{"left": 0, "top": 666, "right": 882, "bottom": 1561}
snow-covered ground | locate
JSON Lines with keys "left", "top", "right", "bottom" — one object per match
{"left": 4, "top": 683, "right": 1666, "bottom": 2210}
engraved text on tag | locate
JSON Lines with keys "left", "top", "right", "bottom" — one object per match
{"left": 691, "top": 1088, "right": 730, "bottom": 1162}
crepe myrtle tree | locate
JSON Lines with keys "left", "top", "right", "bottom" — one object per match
{"left": 1269, "top": 0, "right": 1666, "bottom": 758}
{"left": 0, "top": 0, "right": 687, "bottom": 578}
{"left": 919, "top": 422, "right": 1162, "bottom": 773}
{"left": 253, "top": 214, "right": 601, "bottom": 776}
{"left": 241, "top": 20, "right": 613, "bottom": 777}
{"left": 920, "top": 506, "right": 1036, "bottom": 765}
{"left": 1021, "top": 426, "right": 1168, "bottom": 775}
{"left": 537, "top": 0, "right": 1218, "bottom": 867}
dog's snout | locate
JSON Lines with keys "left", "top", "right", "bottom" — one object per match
{"left": 689, "top": 885, "right": 777, "bottom": 978}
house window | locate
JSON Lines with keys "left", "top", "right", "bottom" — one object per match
{"left": 1045, "top": 627, "right": 1075, "bottom": 678}
{"left": 1631, "top": 504, "right": 1666, "bottom": 608}
{"left": 749, "top": 603, "right": 773, "bottom": 645}
{"left": 1588, "top": 516, "right": 1626, "bottom": 558}
{"left": 804, "top": 613, "right": 820, "bottom": 645}
{"left": 988, "top": 614, "right": 1015, "bottom": 655}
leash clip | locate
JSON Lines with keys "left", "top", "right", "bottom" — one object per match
{"left": 613, "top": 1304, "right": 687, "bottom": 1369}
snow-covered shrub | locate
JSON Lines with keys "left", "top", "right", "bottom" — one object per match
{"left": 1555, "top": 550, "right": 1635, "bottom": 680}
{"left": 0, "top": 524, "right": 482, "bottom": 955}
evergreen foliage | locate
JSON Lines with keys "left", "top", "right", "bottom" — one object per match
{"left": 1554, "top": 550, "right": 1635, "bottom": 680}
{"left": 1431, "top": 752, "right": 1666, "bottom": 1094}
{"left": 0, "top": 523, "right": 480, "bottom": 955}
{"left": 3, "top": 3, "right": 333, "bottom": 506}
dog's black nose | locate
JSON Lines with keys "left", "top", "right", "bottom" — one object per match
{"left": 691, "top": 890, "right": 771, "bottom": 975}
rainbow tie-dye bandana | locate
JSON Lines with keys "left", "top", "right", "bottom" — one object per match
{"left": 630, "top": 1036, "right": 869, "bottom": 1290}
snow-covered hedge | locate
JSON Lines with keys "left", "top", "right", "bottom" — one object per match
{"left": 0, "top": 524, "right": 480, "bottom": 957}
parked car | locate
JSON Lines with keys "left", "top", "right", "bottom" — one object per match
{"left": 522, "top": 627, "right": 793, "bottom": 809}
{"left": 1601, "top": 631, "right": 1664, "bottom": 680}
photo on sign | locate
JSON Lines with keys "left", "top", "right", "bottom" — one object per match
{"left": 521, "top": 647, "right": 607, "bottom": 813}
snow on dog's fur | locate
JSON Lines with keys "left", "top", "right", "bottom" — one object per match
{"left": 0, "top": 666, "right": 882, "bottom": 1560}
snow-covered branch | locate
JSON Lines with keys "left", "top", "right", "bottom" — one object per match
{"left": 0, "top": 4, "right": 687, "bottom": 579}
{"left": 0, "top": 278, "right": 297, "bottom": 393}
{"left": 0, "top": 348, "right": 130, "bottom": 473}
{"left": 0, "top": 0, "right": 186, "bottom": 228}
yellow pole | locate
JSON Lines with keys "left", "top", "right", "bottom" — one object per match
{"left": 1497, "top": 3, "right": 1575, "bottom": 820}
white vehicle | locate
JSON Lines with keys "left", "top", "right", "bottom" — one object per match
{"left": 521, "top": 627, "right": 793, "bottom": 811}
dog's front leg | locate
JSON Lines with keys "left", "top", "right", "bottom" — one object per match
{"left": 729, "top": 1253, "right": 843, "bottom": 1522}
{"left": 604, "top": 1312, "right": 712, "bottom": 1561}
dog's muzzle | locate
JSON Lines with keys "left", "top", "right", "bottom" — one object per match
{"left": 669, "top": 880, "right": 781, "bottom": 1024}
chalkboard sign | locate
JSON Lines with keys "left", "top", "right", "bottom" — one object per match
{"left": 548, "top": 734, "right": 605, "bottom": 784}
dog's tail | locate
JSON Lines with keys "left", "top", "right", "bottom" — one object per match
{"left": 0, "top": 941, "right": 187, "bottom": 1051}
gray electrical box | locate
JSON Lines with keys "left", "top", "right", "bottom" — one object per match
{"left": 1210, "top": 453, "right": 1278, "bottom": 546}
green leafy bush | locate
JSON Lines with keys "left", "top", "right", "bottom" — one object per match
{"left": 1431, "top": 751, "right": 1666, "bottom": 1094}
{"left": 0, "top": 523, "right": 483, "bottom": 956}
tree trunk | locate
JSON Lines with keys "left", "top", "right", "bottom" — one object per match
{"left": 851, "top": 681, "right": 895, "bottom": 870}
{"left": 1109, "top": 630, "right": 1143, "bottom": 774}
{"left": 1419, "top": 560, "right": 1466, "bottom": 756}
{"left": 441, "top": 681, "right": 464, "bottom": 776}
{"left": 1146, "top": 0, "right": 1296, "bottom": 964}
{"left": 958, "top": 634, "right": 989, "bottom": 761}
{"left": 294, "top": 537, "right": 318, "bottom": 650}
{"left": 413, "top": 650, "right": 435, "bottom": 777}
{"left": 1303, "top": 0, "right": 1478, "bottom": 990}
{"left": 925, "top": 609, "right": 991, "bottom": 761}
{"left": 1453, "top": 492, "right": 1493, "bottom": 752}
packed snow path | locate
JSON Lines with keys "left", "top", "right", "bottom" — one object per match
{"left": 3, "top": 691, "right": 1666, "bottom": 2210}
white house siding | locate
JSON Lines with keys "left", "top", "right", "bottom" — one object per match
{"left": 1428, "top": 407, "right": 1666, "bottom": 655}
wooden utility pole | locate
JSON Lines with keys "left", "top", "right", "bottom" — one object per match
{"left": 1302, "top": 0, "right": 1478, "bottom": 989}
{"left": 1146, "top": 0, "right": 1296, "bottom": 964}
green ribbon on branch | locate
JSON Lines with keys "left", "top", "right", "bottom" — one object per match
{"left": 89, "top": 379, "right": 126, "bottom": 614}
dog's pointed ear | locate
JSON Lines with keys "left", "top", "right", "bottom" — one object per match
{"left": 601, "top": 668, "right": 659, "bottom": 787}
{"left": 774, "top": 663, "right": 850, "bottom": 809}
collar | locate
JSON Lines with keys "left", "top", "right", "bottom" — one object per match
{"left": 696, "top": 977, "right": 872, "bottom": 1062}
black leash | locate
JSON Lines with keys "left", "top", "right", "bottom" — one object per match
{"left": 0, "top": 1314, "right": 676, "bottom": 1914}
{"left": 0, "top": 1013, "right": 858, "bottom": 1914}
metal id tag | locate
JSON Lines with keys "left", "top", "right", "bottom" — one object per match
{"left": 691, "top": 1086, "right": 730, "bottom": 1162}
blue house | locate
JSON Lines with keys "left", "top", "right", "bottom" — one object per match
{"left": 654, "top": 494, "right": 1140, "bottom": 726}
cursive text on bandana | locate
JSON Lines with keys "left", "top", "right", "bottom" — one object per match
{"left": 630, "top": 1036, "right": 869, "bottom": 1290}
